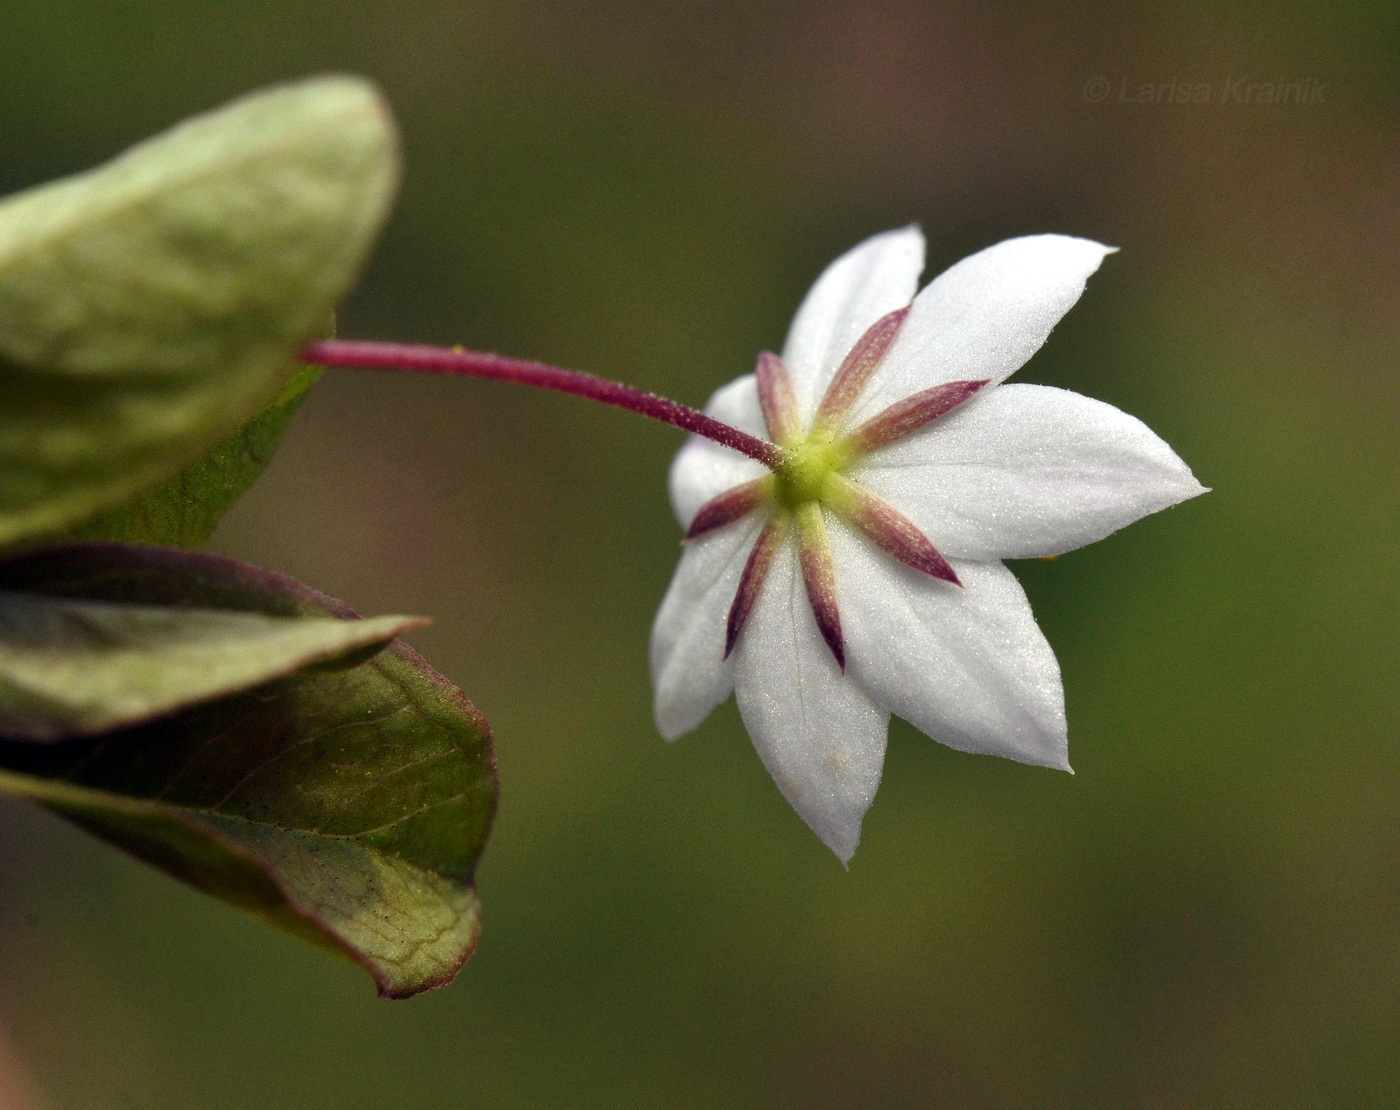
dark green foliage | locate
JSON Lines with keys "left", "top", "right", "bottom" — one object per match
{"left": 0, "top": 545, "right": 497, "bottom": 997}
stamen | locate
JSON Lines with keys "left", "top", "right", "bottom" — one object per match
{"left": 756, "top": 352, "right": 801, "bottom": 446}
{"left": 809, "top": 305, "right": 911, "bottom": 440}
{"left": 725, "top": 514, "right": 790, "bottom": 659}
{"left": 844, "top": 379, "right": 989, "bottom": 456}
{"left": 686, "top": 479, "right": 769, "bottom": 540}
{"left": 826, "top": 474, "right": 961, "bottom": 586}
{"left": 795, "top": 502, "right": 845, "bottom": 670}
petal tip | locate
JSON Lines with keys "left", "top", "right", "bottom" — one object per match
{"left": 1019, "top": 233, "right": 1118, "bottom": 276}
{"left": 1166, "top": 474, "right": 1211, "bottom": 507}
{"left": 825, "top": 830, "right": 860, "bottom": 866}
{"left": 884, "top": 223, "right": 926, "bottom": 251}
{"left": 804, "top": 797, "right": 872, "bottom": 866}
{"left": 652, "top": 705, "right": 700, "bottom": 739}
{"left": 653, "top": 712, "right": 691, "bottom": 743}
{"left": 793, "top": 793, "right": 872, "bottom": 867}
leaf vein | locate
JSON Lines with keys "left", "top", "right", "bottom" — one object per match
{"left": 208, "top": 702, "right": 411, "bottom": 808}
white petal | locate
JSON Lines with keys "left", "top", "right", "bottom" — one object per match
{"left": 854, "top": 384, "right": 1207, "bottom": 560}
{"left": 667, "top": 375, "right": 769, "bottom": 530}
{"left": 830, "top": 520, "right": 1069, "bottom": 770}
{"left": 651, "top": 515, "right": 763, "bottom": 740}
{"left": 731, "top": 534, "right": 890, "bottom": 863}
{"left": 780, "top": 226, "right": 925, "bottom": 425}
{"left": 846, "top": 235, "right": 1115, "bottom": 427}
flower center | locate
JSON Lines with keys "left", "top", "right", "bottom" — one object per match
{"left": 774, "top": 439, "right": 850, "bottom": 510}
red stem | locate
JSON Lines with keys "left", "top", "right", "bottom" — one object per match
{"left": 302, "top": 340, "right": 786, "bottom": 469}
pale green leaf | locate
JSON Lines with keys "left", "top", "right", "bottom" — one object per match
{"left": 0, "top": 77, "right": 398, "bottom": 547}
{"left": 66, "top": 364, "right": 323, "bottom": 547}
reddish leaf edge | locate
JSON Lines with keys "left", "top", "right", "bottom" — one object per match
{"left": 0, "top": 762, "right": 482, "bottom": 998}
{"left": 0, "top": 542, "right": 499, "bottom": 998}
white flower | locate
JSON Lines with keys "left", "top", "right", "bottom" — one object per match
{"left": 651, "top": 228, "right": 1206, "bottom": 862}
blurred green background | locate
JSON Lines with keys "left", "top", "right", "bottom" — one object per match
{"left": 1, "top": 2, "right": 1398, "bottom": 1107}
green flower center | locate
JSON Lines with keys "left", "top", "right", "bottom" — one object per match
{"left": 773, "top": 438, "right": 852, "bottom": 510}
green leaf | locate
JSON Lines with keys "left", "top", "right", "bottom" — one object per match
{"left": 0, "top": 544, "right": 497, "bottom": 998}
{"left": 0, "top": 77, "right": 399, "bottom": 548}
{"left": 66, "top": 364, "right": 323, "bottom": 547}
{"left": 0, "top": 585, "right": 423, "bottom": 741}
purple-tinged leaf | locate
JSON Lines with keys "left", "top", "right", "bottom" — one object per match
{"left": 0, "top": 544, "right": 497, "bottom": 999}
{"left": 0, "top": 586, "right": 423, "bottom": 742}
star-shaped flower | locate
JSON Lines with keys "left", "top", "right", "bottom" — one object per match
{"left": 651, "top": 227, "right": 1206, "bottom": 862}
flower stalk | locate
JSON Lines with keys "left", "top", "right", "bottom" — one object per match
{"left": 301, "top": 339, "right": 788, "bottom": 469}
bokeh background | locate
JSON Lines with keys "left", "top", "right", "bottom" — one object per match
{"left": 2, "top": 2, "right": 1398, "bottom": 1107}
